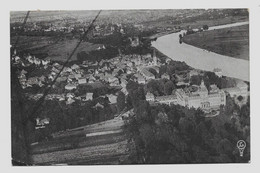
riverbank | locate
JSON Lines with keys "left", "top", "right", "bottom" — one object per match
{"left": 143, "top": 29, "right": 181, "bottom": 40}
{"left": 183, "top": 24, "right": 249, "bottom": 60}
{"left": 151, "top": 22, "right": 249, "bottom": 82}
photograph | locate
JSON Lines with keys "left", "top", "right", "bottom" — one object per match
{"left": 10, "top": 8, "right": 250, "bottom": 166}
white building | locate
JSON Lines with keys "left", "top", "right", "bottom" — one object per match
{"left": 146, "top": 80, "right": 226, "bottom": 112}
{"left": 65, "top": 83, "right": 77, "bottom": 90}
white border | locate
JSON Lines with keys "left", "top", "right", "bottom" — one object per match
{"left": 1, "top": 0, "right": 260, "bottom": 172}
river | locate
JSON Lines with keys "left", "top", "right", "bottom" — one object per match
{"left": 152, "top": 21, "right": 249, "bottom": 81}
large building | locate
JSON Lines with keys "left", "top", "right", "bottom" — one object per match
{"left": 146, "top": 80, "right": 226, "bottom": 112}
{"left": 222, "top": 80, "right": 248, "bottom": 98}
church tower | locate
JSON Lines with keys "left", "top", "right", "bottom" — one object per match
{"left": 199, "top": 80, "right": 208, "bottom": 98}
{"left": 153, "top": 49, "right": 157, "bottom": 65}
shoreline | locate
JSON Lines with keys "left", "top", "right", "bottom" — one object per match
{"left": 147, "top": 20, "right": 249, "bottom": 40}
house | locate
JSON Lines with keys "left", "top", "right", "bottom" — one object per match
{"left": 107, "top": 94, "right": 117, "bottom": 104}
{"left": 34, "top": 58, "right": 41, "bottom": 66}
{"left": 64, "top": 67, "right": 72, "bottom": 72}
{"left": 96, "top": 73, "right": 105, "bottom": 81}
{"left": 146, "top": 92, "right": 155, "bottom": 102}
{"left": 56, "top": 76, "right": 67, "bottom": 82}
{"left": 66, "top": 97, "right": 75, "bottom": 105}
{"left": 189, "top": 70, "right": 199, "bottom": 77}
{"left": 86, "top": 92, "right": 93, "bottom": 101}
{"left": 27, "top": 77, "right": 39, "bottom": 85}
{"left": 71, "top": 64, "right": 80, "bottom": 70}
{"left": 66, "top": 93, "right": 75, "bottom": 99}
{"left": 36, "top": 117, "right": 50, "bottom": 128}
{"left": 140, "top": 68, "right": 155, "bottom": 80}
{"left": 65, "top": 83, "right": 77, "bottom": 90}
{"left": 213, "top": 68, "right": 223, "bottom": 77}
{"left": 121, "top": 87, "right": 128, "bottom": 95}
{"left": 88, "top": 75, "right": 96, "bottom": 83}
{"left": 42, "top": 60, "right": 50, "bottom": 66}
{"left": 223, "top": 81, "right": 248, "bottom": 98}
{"left": 74, "top": 73, "right": 82, "bottom": 80}
{"left": 109, "top": 77, "right": 119, "bottom": 85}
{"left": 136, "top": 74, "right": 146, "bottom": 84}
{"left": 161, "top": 73, "right": 170, "bottom": 80}
{"left": 93, "top": 102, "right": 104, "bottom": 109}
{"left": 21, "top": 69, "right": 27, "bottom": 75}
{"left": 38, "top": 75, "right": 46, "bottom": 82}
{"left": 78, "top": 77, "right": 87, "bottom": 84}
{"left": 52, "top": 66, "right": 60, "bottom": 74}
{"left": 120, "top": 78, "right": 127, "bottom": 88}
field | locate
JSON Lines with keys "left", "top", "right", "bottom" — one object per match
{"left": 11, "top": 36, "right": 102, "bottom": 62}
{"left": 30, "top": 112, "right": 133, "bottom": 165}
{"left": 143, "top": 13, "right": 248, "bottom": 29}
{"left": 183, "top": 24, "right": 249, "bottom": 60}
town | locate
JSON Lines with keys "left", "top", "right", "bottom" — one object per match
{"left": 11, "top": 9, "right": 250, "bottom": 165}
{"left": 12, "top": 43, "right": 249, "bottom": 128}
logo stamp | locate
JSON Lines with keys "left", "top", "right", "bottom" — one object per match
{"left": 237, "top": 140, "right": 246, "bottom": 157}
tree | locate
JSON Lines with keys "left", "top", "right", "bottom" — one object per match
{"left": 148, "top": 68, "right": 157, "bottom": 77}
{"left": 190, "top": 75, "right": 201, "bottom": 86}
{"left": 237, "top": 95, "right": 244, "bottom": 102}
{"left": 203, "top": 25, "right": 209, "bottom": 30}
{"left": 117, "top": 91, "right": 126, "bottom": 112}
{"left": 164, "top": 80, "right": 175, "bottom": 95}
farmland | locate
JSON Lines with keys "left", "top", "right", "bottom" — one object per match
{"left": 182, "top": 24, "right": 249, "bottom": 60}
{"left": 30, "top": 112, "right": 134, "bottom": 165}
{"left": 11, "top": 36, "right": 103, "bottom": 62}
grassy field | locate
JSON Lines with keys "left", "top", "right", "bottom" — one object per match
{"left": 183, "top": 24, "right": 249, "bottom": 60}
{"left": 143, "top": 14, "right": 248, "bottom": 29}
{"left": 30, "top": 116, "right": 131, "bottom": 165}
{"left": 11, "top": 36, "right": 102, "bottom": 62}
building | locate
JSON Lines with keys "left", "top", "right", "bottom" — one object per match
{"left": 78, "top": 77, "right": 87, "bottom": 84}
{"left": 140, "top": 68, "right": 155, "bottom": 80}
{"left": 146, "top": 92, "right": 155, "bottom": 102}
{"left": 107, "top": 94, "right": 117, "bottom": 104}
{"left": 93, "top": 102, "right": 104, "bottom": 109}
{"left": 161, "top": 73, "right": 170, "bottom": 80}
{"left": 156, "top": 95, "right": 178, "bottom": 105}
{"left": 213, "top": 68, "right": 223, "bottom": 77}
{"left": 223, "top": 81, "right": 248, "bottom": 98}
{"left": 27, "top": 77, "right": 39, "bottom": 86}
{"left": 71, "top": 64, "right": 80, "bottom": 70}
{"left": 152, "top": 49, "right": 157, "bottom": 66}
{"left": 175, "top": 81, "right": 226, "bottom": 112}
{"left": 35, "top": 118, "right": 50, "bottom": 129}
{"left": 65, "top": 83, "right": 77, "bottom": 90}
{"left": 146, "top": 80, "right": 226, "bottom": 113}
{"left": 86, "top": 92, "right": 93, "bottom": 101}
{"left": 135, "top": 73, "right": 146, "bottom": 84}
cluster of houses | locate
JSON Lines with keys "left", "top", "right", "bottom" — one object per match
{"left": 14, "top": 50, "right": 162, "bottom": 107}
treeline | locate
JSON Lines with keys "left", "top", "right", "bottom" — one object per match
{"left": 77, "top": 41, "right": 153, "bottom": 63}
{"left": 77, "top": 46, "right": 119, "bottom": 62}
{"left": 123, "top": 79, "right": 250, "bottom": 163}
{"left": 190, "top": 71, "right": 237, "bottom": 89}
{"left": 159, "top": 60, "right": 191, "bottom": 76}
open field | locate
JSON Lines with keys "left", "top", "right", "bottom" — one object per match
{"left": 178, "top": 16, "right": 248, "bottom": 29}
{"left": 30, "top": 111, "right": 132, "bottom": 165}
{"left": 11, "top": 36, "right": 102, "bottom": 61}
{"left": 183, "top": 24, "right": 249, "bottom": 60}
{"left": 143, "top": 14, "right": 248, "bottom": 29}
{"left": 32, "top": 140, "right": 129, "bottom": 165}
